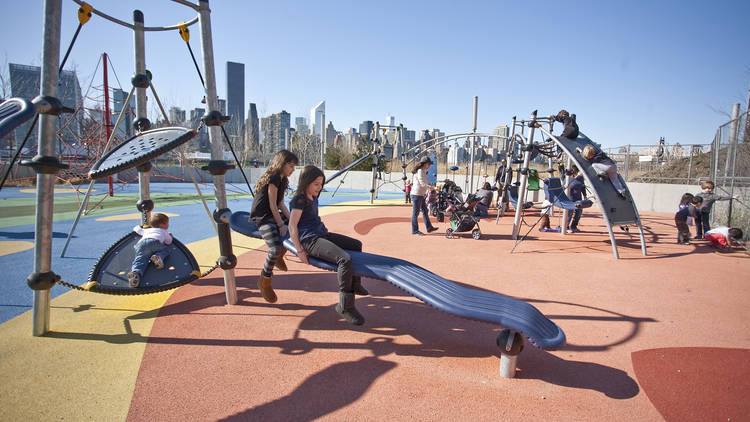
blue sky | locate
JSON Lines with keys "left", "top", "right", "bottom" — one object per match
{"left": 2, "top": 0, "right": 749, "bottom": 148}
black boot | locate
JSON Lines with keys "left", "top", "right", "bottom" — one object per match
{"left": 335, "top": 292, "right": 365, "bottom": 325}
{"left": 352, "top": 275, "right": 369, "bottom": 296}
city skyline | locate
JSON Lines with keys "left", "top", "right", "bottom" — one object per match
{"left": 1, "top": 1, "right": 749, "bottom": 149}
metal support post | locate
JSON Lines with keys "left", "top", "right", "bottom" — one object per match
{"left": 198, "top": 0, "right": 236, "bottom": 304}
{"left": 469, "top": 96, "right": 477, "bottom": 193}
{"left": 31, "top": 0, "right": 62, "bottom": 336}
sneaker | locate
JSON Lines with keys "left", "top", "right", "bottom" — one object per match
{"left": 412, "top": 231, "right": 424, "bottom": 236}
{"left": 127, "top": 271, "right": 140, "bottom": 288}
{"left": 426, "top": 227, "right": 439, "bottom": 233}
{"left": 571, "top": 228, "right": 581, "bottom": 233}
{"left": 150, "top": 255, "right": 164, "bottom": 269}
{"left": 566, "top": 229, "right": 573, "bottom": 234}
{"left": 693, "top": 235, "right": 702, "bottom": 240}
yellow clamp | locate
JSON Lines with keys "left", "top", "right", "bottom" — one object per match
{"left": 178, "top": 22, "right": 190, "bottom": 43}
{"left": 78, "top": 2, "right": 93, "bottom": 25}
{"left": 81, "top": 280, "right": 99, "bottom": 291}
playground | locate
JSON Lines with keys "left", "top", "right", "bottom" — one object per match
{"left": 2, "top": 1, "right": 750, "bottom": 421}
{"left": 1, "top": 185, "right": 750, "bottom": 420}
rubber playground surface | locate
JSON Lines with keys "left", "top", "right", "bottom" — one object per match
{"left": 1, "top": 184, "right": 749, "bottom": 421}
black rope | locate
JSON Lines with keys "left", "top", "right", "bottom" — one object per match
{"left": 510, "top": 212, "right": 546, "bottom": 254}
{"left": 59, "top": 23, "right": 82, "bottom": 73}
{"left": 55, "top": 263, "right": 220, "bottom": 296}
{"left": 185, "top": 41, "right": 205, "bottom": 89}
{"left": 219, "top": 125, "right": 254, "bottom": 197}
{"left": 0, "top": 114, "right": 40, "bottom": 191}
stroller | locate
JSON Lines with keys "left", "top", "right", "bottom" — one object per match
{"left": 445, "top": 192, "right": 482, "bottom": 240}
{"left": 432, "top": 180, "right": 463, "bottom": 222}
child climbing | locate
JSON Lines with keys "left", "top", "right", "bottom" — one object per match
{"left": 128, "top": 212, "right": 173, "bottom": 288}
{"left": 578, "top": 145, "right": 629, "bottom": 199}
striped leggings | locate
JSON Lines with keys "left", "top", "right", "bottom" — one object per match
{"left": 259, "top": 222, "right": 283, "bottom": 277}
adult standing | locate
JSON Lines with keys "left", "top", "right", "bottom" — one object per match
{"left": 411, "top": 156, "right": 439, "bottom": 235}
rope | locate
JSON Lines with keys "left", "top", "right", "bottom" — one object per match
{"left": 54, "top": 262, "right": 221, "bottom": 296}
{"left": 219, "top": 125, "right": 254, "bottom": 197}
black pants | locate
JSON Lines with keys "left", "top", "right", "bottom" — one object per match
{"left": 301, "top": 233, "right": 362, "bottom": 292}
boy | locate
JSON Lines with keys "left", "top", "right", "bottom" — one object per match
{"left": 538, "top": 199, "right": 554, "bottom": 231}
{"left": 694, "top": 181, "right": 740, "bottom": 239}
{"left": 555, "top": 109, "right": 579, "bottom": 139}
{"left": 675, "top": 196, "right": 701, "bottom": 244}
{"left": 704, "top": 226, "right": 744, "bottom": 250}
{"left": 128, "top": 212, "right": 173, "bottom": 287}
{"left": 578, "top": 145, "right": 628, "bottom": 199}
{"left": 566, "top": 166, "right": 587, "bottom": 233}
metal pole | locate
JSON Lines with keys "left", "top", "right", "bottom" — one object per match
{"left": 624, "top": 144, "right": 630, "bottom": 182}
{"left": 496, "top": 117, "right": 516, "bottom": 223}
{"left": 727, "top": 105, "right": 741, "bottom": 226}
{"left": 102, "top": 53, "right": 114, "bottom": 196}
{"left": 687, "top": 145, "right": 694, "bottom": 184}
{"left": 32, "top": 0, "right": 62, "bottom": 336}
{"left": 198, "top": 0, "right": 236, "bottom": 304}
{"left": 469, "top": 96, "right": 477, "bottom": 193}
{"left": 319, "top": 111, "right": 325, "bottom": 169}
{"left": 133, "top": 10, "right": 151, "bottom": 227}
{"left": 512, "top": 112, "right": 537, "bottom": 239}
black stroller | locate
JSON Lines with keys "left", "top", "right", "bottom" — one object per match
{"left": 432, "top": 180, "right": 463, "bottom": 223}
{"left": 445, "top": 192, "right": 482, "bottom": 240}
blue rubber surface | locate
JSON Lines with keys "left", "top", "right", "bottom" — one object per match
{"left": 543, "top": 178, "right": 593, "bottom": 210}
{"left": 231, "top": 211, "right": 565, "bottom": 350}
{"left": 0, "top": 98, "right": 35, "bottom": 138}
{"left": 0, "top": 185, "right": 399, "bottom": 324}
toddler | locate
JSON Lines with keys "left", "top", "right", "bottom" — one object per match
{"left": 128, "top": 212, "right": 172, "bottom": 287}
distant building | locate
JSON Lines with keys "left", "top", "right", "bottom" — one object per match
{"left": 359, "top": 120, "right": 373, "bottom": 138}
{"left": 244, "top": 103, "right": 259, "bottom": 154}
{"left": 168, "top": 106, "right": 186, "bottom": 124}
{"left": 447, "top": 144, "right": 468, "bottom": 166}
{"left": 260, "top": 110, "right": 291, "bottom": 159}
{"left": 7, "top": 63, "right": 83, "bottom": 155}
{"left": 344, "top": 127, "right": 359, "bottom": 150}
{"left": 226, "top": 61, "right": 245, "bottom": 137}
{"left": 112, "top": 88, "right": 135, "bottom": 139}
{"left": 217, "top": 98, "right": 227, "bottom": 116}
{"left": 492, "top": 125, "right": 509, "bottom": 151}
{"left": 325, "top": 121, "right": 337, "bottom": 147}
{"left": 295, "top": 117, "right": 309, "bottom": 135}
{"left": 310, "top": 100, "right": 325, "bottom": 136}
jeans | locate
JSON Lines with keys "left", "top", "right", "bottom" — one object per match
{"left": 567, "top": 208, "right": 582, "bottom": 230}
{"left": 131, "top": 238, "right": 171, "bottom": 275}
{"left": 695, "top": 211, "right": 709, "bottom": 237}
{"left": 411, "top": 194, "right": 435, "bottom": 233}
{"left": 301, "top": 232, "right": 362, "bottom": 292}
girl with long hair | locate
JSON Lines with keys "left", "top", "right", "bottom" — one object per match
{"left": 249, "top": 149, "right": 298, "bottom": 303}
{"left": 288, "top": 165, "right": 368, "bottom": 325}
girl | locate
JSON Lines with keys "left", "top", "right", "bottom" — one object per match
{"left": 578, "top": 145, "right": 628, "bottom": 198}
{"left": 288, "top": 165, "right": 368, "bottom": 326}
{"left": 410, "top": 156, "right": 438, "bottom": 235}
{"left": 249, "top": 149, "right": 298, "bottom": 303}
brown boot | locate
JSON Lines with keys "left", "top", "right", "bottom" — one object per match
{"left": 274, "top": 248, "right": 288, "bottom": 272}
{"left": 258, "top": 273, "right": 277, "bottom": 303}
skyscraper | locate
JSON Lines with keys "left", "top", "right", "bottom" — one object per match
{"left": 245, "top": 103, "right": 259, "bottom": 154}
{"left": 168, "top": 106, "right": 186, "bottom": 123}
{"left": 492, "top": 125, "right": 509, "bottom": 151}
{"left": 260, "top": 110, "right": 291, "bottom": 159}
{"left": 295, "top": 117, "right": 309, "bottom": 135}
{"left": 359, "top": 120, "right": 373, "bottom": 138}
{"left": 226, "top": 61, "right": 245, "bottom": 137}
{"left": 310, "top": 101, "right": 325, "bottom": 136}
